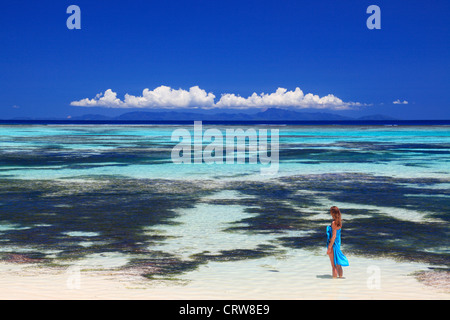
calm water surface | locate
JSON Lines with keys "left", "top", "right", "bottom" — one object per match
{"left": 0, "top": 124, "right": 448, "bottom": 278}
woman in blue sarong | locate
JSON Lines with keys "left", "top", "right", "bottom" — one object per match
{"left": 326, "top": 206, "right": 349, "bottom": 278}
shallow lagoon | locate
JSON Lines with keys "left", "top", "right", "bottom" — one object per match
{"left": 0, "top": 125, "right": 448, "bottom": 291}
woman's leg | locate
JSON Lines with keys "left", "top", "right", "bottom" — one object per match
{"left": 337, "top": 264, "right": 343, "bottom": 278}
{"left": 328, "top": 251, "right": 337, "bottom": 278}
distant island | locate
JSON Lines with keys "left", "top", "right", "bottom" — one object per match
{"left": 4, "top": 108, "right": 450, "bottom": 124}
{"left": 64, "top": 108, "right": 398, "bottom": 122}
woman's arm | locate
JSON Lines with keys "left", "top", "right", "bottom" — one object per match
{"left": 327, "top": 222, "right": 337, "bottom": 254}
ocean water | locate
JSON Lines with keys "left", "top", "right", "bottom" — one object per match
{"left": 0, "top": 124, "right": 448, "bottom": 280}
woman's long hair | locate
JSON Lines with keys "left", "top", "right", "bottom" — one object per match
{"left": 330, "top": 206, "right": 342, "bottom": 228}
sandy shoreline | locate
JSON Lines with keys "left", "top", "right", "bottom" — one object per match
{"left": 0, "top": 251, "right": 448, "bottom": 300}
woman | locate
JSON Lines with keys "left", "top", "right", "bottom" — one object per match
{"left": 327, "top": 206, "right": 349, "bottom": 278}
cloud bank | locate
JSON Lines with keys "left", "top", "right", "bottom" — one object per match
{"left": 393, "top": 99, "right": 408, "bottom": 105}
{"left": 71, "top": 86, "right": 365, "bottom": 110}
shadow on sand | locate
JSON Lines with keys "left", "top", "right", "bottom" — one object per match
{"left": 316, "top": 274, "right": 333, "bottom": 279}
{"left": 316, "top": 274, "right": 346, "bottom": 279}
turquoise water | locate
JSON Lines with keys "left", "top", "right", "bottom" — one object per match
{"left": 0, "top": 125, "right": 449, "bottom": 180}
{"left": 0, "top": 124, "right": 448, "bottom": 276}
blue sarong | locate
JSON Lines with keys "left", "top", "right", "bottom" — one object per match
{"left": 327, "top": 225, "right": 349, "bottom": 266}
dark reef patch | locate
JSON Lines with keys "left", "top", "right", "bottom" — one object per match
{"left": 0, "top": 178, "right": 218, "bottom": 272}
{"left": 0, "top": 172, "right": 449, "bottom": 277}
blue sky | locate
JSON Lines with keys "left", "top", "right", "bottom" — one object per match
{"left": 1, "top": 0, "right": 449, "bottom": 119}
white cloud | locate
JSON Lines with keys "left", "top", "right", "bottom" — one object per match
{"left": 124, "top": 86, "right": 216, "bottom": 108}
{"left": 70, "top": 89, "right": 123, "bottom": 107}
{"left": 393, "top": 99, "right": 408, "bottom": 105}
{"left": 71, "top": 86, "right": 215, "bottom": 109}
{"left": 71, "top": 86, "right": 365, "bottom": 110}
{"left": 216, "top": 87, "right": 363, "bottom": 110}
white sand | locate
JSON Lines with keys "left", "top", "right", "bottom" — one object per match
{"left": 0, "top": 250, "right": 448, "bottom": 300}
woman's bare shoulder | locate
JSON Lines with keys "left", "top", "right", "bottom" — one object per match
{"left": 331, "top": 221, "right": 342, "bottom": 230}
